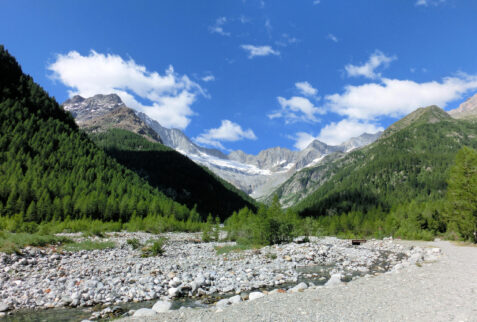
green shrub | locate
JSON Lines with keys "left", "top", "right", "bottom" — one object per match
{"left": 127, "top": 238, "right": 141, "bottom": 249}
{"left": 141, "top": 237, "right": 166, "bottom": 257}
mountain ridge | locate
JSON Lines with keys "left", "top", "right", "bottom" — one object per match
{"left": 63, "top": 94, "right": 382, "bottom": 199}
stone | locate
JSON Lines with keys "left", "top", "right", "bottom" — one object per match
{"left": 228, "top": 295, "right": 242, "bottom": 304}
{"left": 152, "top": 300, "right": 172, "bottom": 313}
{"left": 215, "top": 298, "right": 230, "bottom": 307}
{"left": 289, "top": 282, "right": 308, "bottom": 293}
{"left": 133, "top": 308, "right": 157, "bottom": 317}
{"left": 168, "top": 287, "right": 180, "bottom": 297}
{"left": 325, "top": 274, "right": 342, "bottom": 287}
{"left": 0, "top": 302, "right": 10, "bottom": 312}
{"left": 248, "top": 292, "right": 265, "bottom": 301}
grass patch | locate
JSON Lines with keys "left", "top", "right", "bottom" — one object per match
{"left": 127, "top": 238, "right": 141, "bottom": 249}
{"left": 141, "top": 237, "right": 166, "bottom": 257}
{"left": 62, "top": 240, "right": 116, "bottom": 252}
{"left": 214, "top": 243, "right": 262, "bottom": 255}
{"left": 0, "top": 231, "right": 72, "bottom": 254}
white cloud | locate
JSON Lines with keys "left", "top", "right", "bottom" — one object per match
{"left": 202, "top": 74, "right": 215, "bottom": 82}
{"left": 265, "top": 18, "right": 272, "bottom": 35}
{"left": 295, "top": 81, "right": 318, "bottom": 97}
{"left": 291, "top": 132, "right": 317, "bottom": 150}
{"left": 313, "top": 0, "right": 321, "bottom": 4}
{"left": 240, "top": 45, "right": 280, "bottom": 58}
{"left": 327, "top": 34, "right": 338, "bottom": 43}
{"left": 275, "top": 33, "right": 299, "bottom": 47}
{"left": 345, "top": 51, "right": 396, "bottom": 79}
{"left": 48, "top": 50, "right": 203, "bottom": 129}
{"left": 317, "top": 119, "right": 384, "bottom": 146}
{"left": 325, "top": 74, "right": 477, "bottom": 120}
{"left": 195, "top": 120, "right": 257, "bottom": 149}
{"left": 269, "top": 96, "right": 325, "bottom": 123}
{"left": 416, "top": 0, "right": 445, "bottom": 6}
{"left": 209, "top": 17, "right": 231, "bottom": 36}
{"left": 291, "top": 119, "right": 383, "bottom": 149}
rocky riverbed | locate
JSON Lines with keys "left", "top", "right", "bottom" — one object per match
{"left": 0, "top": 232, "right": 441, "bottom": 320}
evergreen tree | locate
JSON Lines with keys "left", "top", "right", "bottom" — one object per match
{"left": 446, "top": 147, "right": 477, "bottom": 242}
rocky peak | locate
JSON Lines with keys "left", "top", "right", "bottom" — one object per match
{"left": 62, "top": 93, "right": 126, "bottom": 124}
{"left": 448, "top": 93, "right": 477, "bottom": 119}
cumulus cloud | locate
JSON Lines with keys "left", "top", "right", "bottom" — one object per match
{"left": 209, "top": 17, "right": 230, "bottom": 36}
{"left": 241, "top": 45, "right": 280, "bottom": 58}
{"left": 295, "top": 81, "right": 318, "bottom": 97}
{"left": 345, "top": 51, "right": 396, "bottom": 79}
{"left": 325, "top": 74, "right": 477, "bottom": 120}
{"left": 316, "top": 119, "right": 384, "bottom": 146}
{"left": 291, "top": 119, "right": 383, "bottom": 149}
{"left": 327, "top": 34, "right": 338, "bottom": 43}
{"left": 48, "top": 50, "right": 203, "bottom": 129}
{"left": 194, "top": 120, "right": 257, "bottom": 149}
{"left": 269, "top": 96, "right": 325, "bottom": 123}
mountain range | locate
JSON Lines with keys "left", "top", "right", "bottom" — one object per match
{"left": 63, "top": 94, "right": 381, "bottom": 200}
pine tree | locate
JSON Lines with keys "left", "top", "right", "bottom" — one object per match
{"left": 446, "top": 147, "right": 477, "bottom": 242}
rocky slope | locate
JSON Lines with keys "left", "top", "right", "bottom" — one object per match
{"left": 63, "top": 95, "right": 162, "bottom": 143}
{"left": 63, "top": 94, "right": 381, "bottom": 200}
{"left": 448, "top": 93, "right": 477, "bottom": 119}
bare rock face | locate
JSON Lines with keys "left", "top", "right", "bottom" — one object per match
{"left": 62, "top": 94, "right": 162, "bottom": 143}
{"left": 63, "top": 94, "right": 126, "bottom": 124}
{"left": 449, "top": 93, "right": 477, "bottom": 119}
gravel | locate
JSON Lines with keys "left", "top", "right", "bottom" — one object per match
{"left": 0, "top": 232, "right": 442, "bottom": 320}
{"left": 122, "top": 240, "right": 477, "bottom": 321}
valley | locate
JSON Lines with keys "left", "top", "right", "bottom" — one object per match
{"left": 2, "top": 1, "right": 477, "bottom": 320}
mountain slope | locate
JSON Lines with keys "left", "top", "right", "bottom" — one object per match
{"left": 136, "top": 110, "right": 381, "bottom": 199}
{"left": 90, "top": 129, "right": 257, "bottom": 220}
{"left": 448, "top": 93, "right": 477, "bottom": 119}
{"left": 63, "top": 95, "right": 163, "bottom": 143}
{"left": 289, "top": 106, "right": 477, "bottom": 217}
{"left": 0, "top": 45, "right": 192, "bottom": 222}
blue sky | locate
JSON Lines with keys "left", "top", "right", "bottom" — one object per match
{"left": 2, "top": 0, "right": 477, "bottom": 153}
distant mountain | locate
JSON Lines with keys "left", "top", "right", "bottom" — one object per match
{"left": 137, "top": 112, "right": 382, "bottom": 199}
{"left": 278, "top": 105, "right": 477, "bottom": 217}
{"left": 448, "top": 93, "right": 477, "bottom": 119}
{"left": 64, "top": 94, "right": 381, "bottom": 200}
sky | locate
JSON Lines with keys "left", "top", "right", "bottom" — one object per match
{"left": 1, "top": 0, "right": 477, "bottom": 154}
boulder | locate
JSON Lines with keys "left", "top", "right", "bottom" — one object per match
{"left": 325, "top": 274, "right": 342, "bottom": 287}
{"left": 133, "top": 308, "right": 157, "bottom": 317}
{"left": 248, "top": 292, "right": 265, "bottom": 301}
{"left": 152, "top": 300, "right": 172, "bottom": 313}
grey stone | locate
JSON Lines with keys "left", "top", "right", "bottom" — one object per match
{"left": 152, "top": 300, "right": 172, "bottom": 313}
{"left": 133, "top": 308, "right": 157, "bottom": 317}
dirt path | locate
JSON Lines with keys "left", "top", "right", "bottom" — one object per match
{"left": 126, "top": 240, "right": 477, "bottom": 321}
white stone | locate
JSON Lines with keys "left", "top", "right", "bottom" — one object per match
{"left": 152, "top": 300, "right": 172, "bottom": 313}
{"left": 325, "top": 274, "right": 342, "bottom": 287}
{"left": 248, "top": 292, "right": 265, "bottom": 301}
{"left": 133, "top": 308, "right": 157, "bottom": 317}
{"left": 228, "top": 295, "right": 242, "bottom": 304}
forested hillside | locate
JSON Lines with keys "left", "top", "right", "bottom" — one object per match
{"left": 286, "top": 106, "right": 477, "bottom": 239}
{"left": 90, "top": 129, "right": 257, "bottom": 220}
{"left": 0, "top": 46, "right": 194, "bottom": 223}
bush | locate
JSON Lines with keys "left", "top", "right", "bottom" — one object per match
{"left": 127, "top": 238, "right": 141, "bottom": 249}
{"left": 141, "top": 238, "right": 166, "bottom": 257}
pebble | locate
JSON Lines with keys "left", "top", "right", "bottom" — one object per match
{"left": 0, "top": 232, "right": 429, "bottom": 315}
